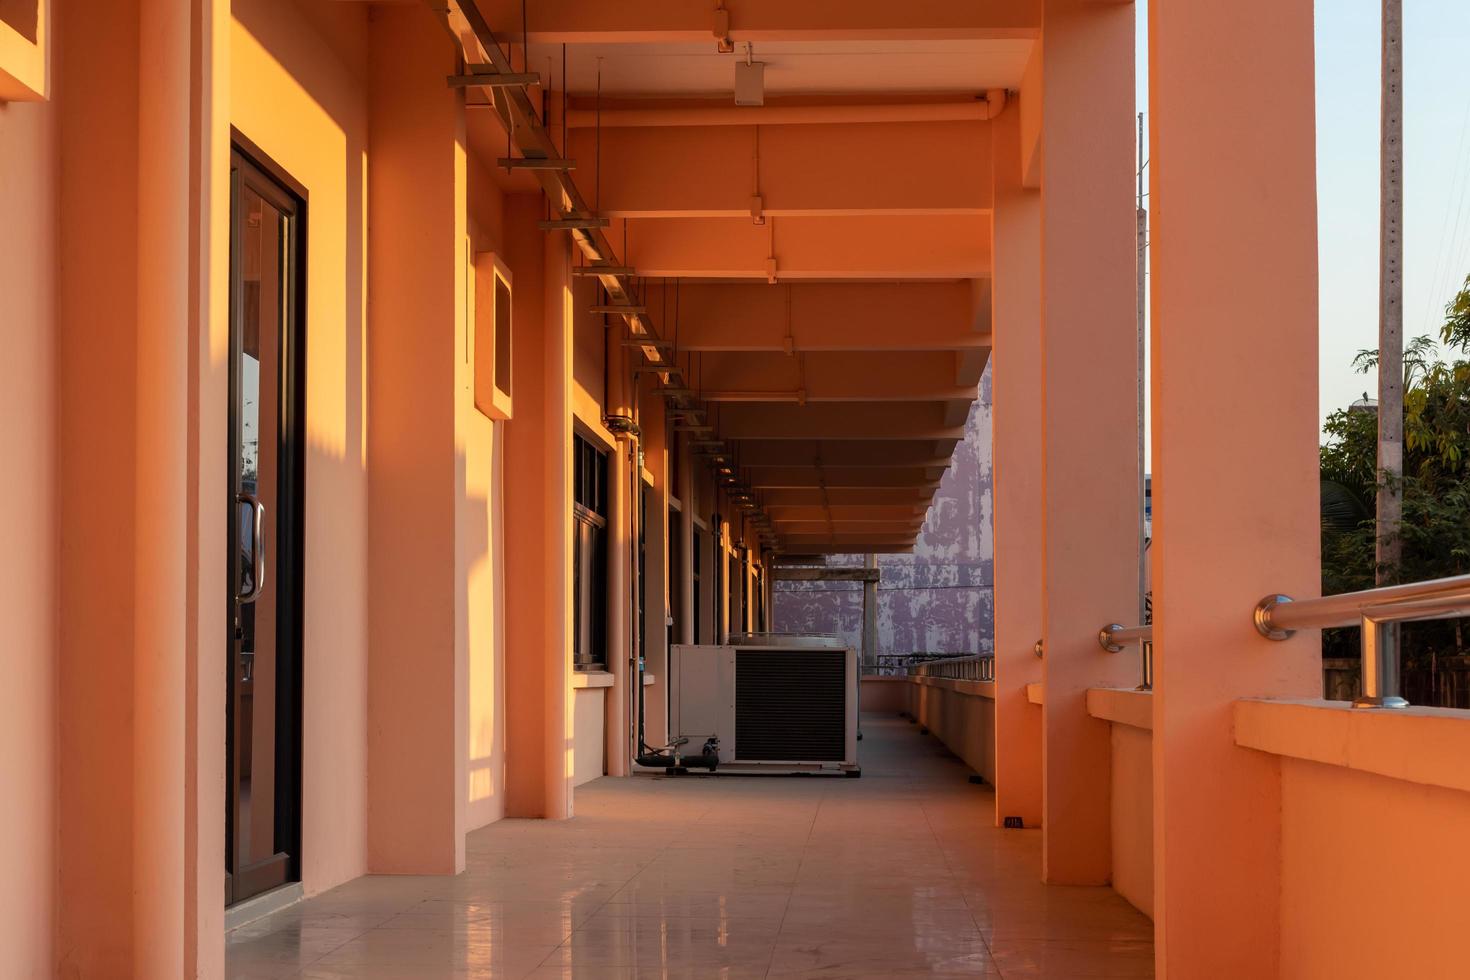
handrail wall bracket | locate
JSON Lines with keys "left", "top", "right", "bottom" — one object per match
{"left": 1254, "top": 594, "right": 1295, "bottom": 641}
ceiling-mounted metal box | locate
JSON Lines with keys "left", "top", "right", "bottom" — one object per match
{"left": 735, "top": 60, "right": 764, "bottom": 106}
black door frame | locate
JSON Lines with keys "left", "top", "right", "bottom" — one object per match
{"left": 226, "top": 134, "right": 308, "bottom": 907}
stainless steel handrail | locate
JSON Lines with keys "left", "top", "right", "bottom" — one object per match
{"left": 910, "top": 654, "right": 995, "bottom": 683}
{"left": 1098, "top": 623, "right": 1152, "bottom": 651}
{"left": 1097, "top": 623, "right": 1153, "bottom": 691}
{"left": 1255, "top": 572, "right": 1470, "bottom": 709}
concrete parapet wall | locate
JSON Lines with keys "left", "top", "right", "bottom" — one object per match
{"left": 905, "top": 677, "right": 996, "bottom": 785}
{"left": 1088, "top": 688, "right": 1154, "bottom": 919}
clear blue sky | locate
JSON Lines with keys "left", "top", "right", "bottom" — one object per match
{"left": 1315, "top": 0, "right": 1470, "bottom": 424}
{"left": 1136, "top": 1, "right": 1470, "bottom": 439}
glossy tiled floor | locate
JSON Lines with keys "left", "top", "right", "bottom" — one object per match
{"left": 227, "top": 715, "right": 1153, "bottom": 978}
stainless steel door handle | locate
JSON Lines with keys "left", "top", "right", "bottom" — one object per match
{"left": 236, "top": 492, "right": 266, "bottom": 603}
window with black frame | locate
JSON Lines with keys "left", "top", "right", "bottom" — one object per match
{"left": 739, "top": 547, "right": 750, "bottom": 634}
{"left": 573, "top": 435, "right": 609, "bottom": 671}
{"left": 692, "top": 528, "right": 702, "bottom": 644}
{"left": 637, "top": 477, "right": 648, "bottom": 670}
{"left": 668, "top": 507, "right": 681, "bottom": 648}
{"left": 726, "top": 548, "right": 737, "bottom": 641}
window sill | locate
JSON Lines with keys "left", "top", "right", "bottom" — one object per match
{"left": 571, "top": 670, "right": 615, "bottom": 690}
{"left": 1235, "top": 697, "right": 1470, "bottom": 794}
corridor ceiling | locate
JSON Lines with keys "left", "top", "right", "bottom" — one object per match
{"left": 448, "top": 0, "right": 1025, "bottom": 553}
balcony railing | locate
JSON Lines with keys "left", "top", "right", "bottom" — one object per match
{"left": 869, "top": 653, "right": 972, "bottom": 677}
{"left": 908, "top": 654, "right": 995, "bottom": 683}
{"left": 1256, "top": 572, "right": 1470, "bottom": 708}
{"left": 1097, "top": 623, "right": 1153, "bottom": 691}
{"left": 1097, "top": 573, "right": 1470, "bottom": 709}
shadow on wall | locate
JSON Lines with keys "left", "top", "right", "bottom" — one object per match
{"left": 0, "top": 0, "right": 41, "bottom": 43}
{"left": 234, "top": 0, "right": 375, "bottom": 892}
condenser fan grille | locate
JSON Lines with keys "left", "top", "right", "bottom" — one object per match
{"left": 735, "top": 650, "right": 847, "bottom": 761}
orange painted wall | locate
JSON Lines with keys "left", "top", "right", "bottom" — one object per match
{"left": 1278, "top": 761, "right": 1470, "bottom": 979}
{"left": 572, "top": 685, "right": 609, "bottom": 787}
{"left": 859, "top": 677, "right": 909, "bottom": 714}
{"left": 465, "top": 154, "right": 508, "bottom": 831}
{"left": 232, "top": 0, "right": 373, "bottom": 893}
{"left": 0, "top": 93, "right": 55, "bottom": 980}
{"left": 1109, "top": 724, "right": 1153, "bottom": 919}
{"left": 572, "top": 277, "right": 606, "bottom": 409}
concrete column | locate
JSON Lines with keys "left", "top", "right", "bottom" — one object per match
{"left": 542, "top": 230, "right": 574, "bottom": 818}
{"left": 605, "top": 335, "right": 631, "bottom": 778}
{"left": 641, "top": 390, "right": 671, "bottom": 750}
{"left": 133, "top": 0, "right": 201, "bottom": 969}
{"left": 191, "top": 0, "right": 232, "bottom": 974}
{"left": 716, "top": 522, "right": 729, "bottom": 643}
{"left": 54, "top": 0, "right": 228, "bottom": 970}
{"left": 678, "top": 432, "right": 696, "bottom": 646}
{"left": 762, "top": 562, "right": 775, "bottom": 632}
{"left": 1037, "top": 0, "right": 1140, "bottom": 885}
{"left": 989, "top": 99, "right": 1044, "bottom": 831}
{"left": 727, "top": 532, "right": 743, "bottom": 639}
{"left": 1148, "top": 1, "right": 1320, "bottom": 974}
{"left": 56, "top": 0, "right": 143, "bottom": 968}
{"left": 0, "top": 83, "right": 57, "bottom": 980}
{"left": 503, "top": 198, "right": 574, "bottom": 819}
{"left": 503, "top": 194, "right": 551, "bottom": 816}
{"left": 862, "top": 554, "right": 879, "bottom": 670}
{"left": 366, "top": 6, "right": 467, "bottom": 873}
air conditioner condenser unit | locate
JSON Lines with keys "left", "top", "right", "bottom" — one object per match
{"left": 667, "top": 635, "right": 860, "bottom": 776}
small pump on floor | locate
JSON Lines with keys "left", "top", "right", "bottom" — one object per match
{"left": 635, "top": 734, "right": 720, "bottom": 774}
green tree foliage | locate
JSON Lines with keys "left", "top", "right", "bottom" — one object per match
{"left": 1321, "top": 278, "right": 1470, "bottom": 666}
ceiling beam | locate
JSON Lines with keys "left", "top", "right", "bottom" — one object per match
{"left": 777, "top": 535, "right": 919, "bottom": 554}
{"left": 619, "top": 214, "right": 990, "bottom": 280}
{"left": 688, "top": 350, "right": 982, "bottom": 403}
{"left": 734, "top": 439, "right": 958, "bottom": 468}
{"left": 775, "top": 518, "right": 925, "bottom": 533}
{"left": 566, "top": 120, "right": 990, "bottom": 218}
{"left": 764, "top": 511, "right": 923, "bottom": 525}
{"left": 771, "top": 566, "right": 882, "bottom": 583}
{"left": 746, "top": 467, "right": 942, "bottom": 489}
{"left": 716, "top": 402, "right": 965, "bottom": 441}
{"left": 760, "top": 487, "right": 936, "bottom": 506}
{"left": 466, "top": 0, "right": 1040, "bottom": 43}
{"left": 644, "top": 281, "right": 990, "bottom": 353}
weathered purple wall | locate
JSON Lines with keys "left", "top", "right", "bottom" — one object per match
{"left": 773, "top": 364, "right": 994, "bottom": 658}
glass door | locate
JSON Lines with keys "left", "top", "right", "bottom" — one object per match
{"left": 227, "top": 146, "right": 305, "bottom": 907}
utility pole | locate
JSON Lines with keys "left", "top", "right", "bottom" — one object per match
{"left": 1137, "top": 112, "right": 1149, "bottom": 626}
{"left": 1364, "top": 0, "right": 1406, "bottom": 708}
{"left": 1377, "top": 0, "right": 1403, "bottom": 588}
